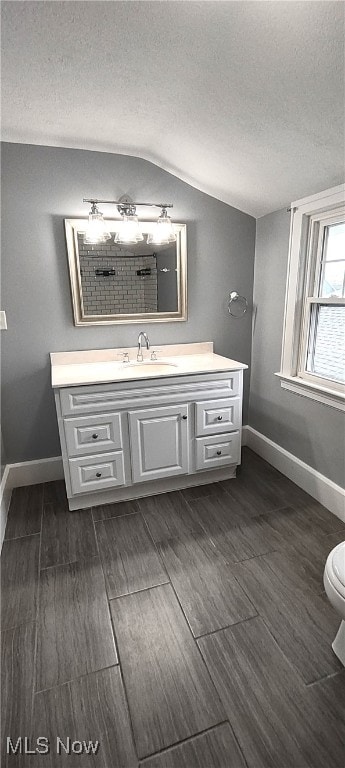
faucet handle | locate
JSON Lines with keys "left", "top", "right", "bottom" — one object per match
{"left": 150, "top": 349, "right": 161, "bottom": 361}
{"left": 120, "top": 351, "right": 129, "bottom": 363}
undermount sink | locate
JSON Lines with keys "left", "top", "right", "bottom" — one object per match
{"left": 123, "top": 361, "right": 178, "bottom": 374}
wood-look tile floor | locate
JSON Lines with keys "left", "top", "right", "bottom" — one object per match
{"left": 1, "top": 449, "right": 345, "bottom": 767}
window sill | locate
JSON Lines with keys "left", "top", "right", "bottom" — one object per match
{"left": 274, "top": 372, "right": 345, "bottom": 412}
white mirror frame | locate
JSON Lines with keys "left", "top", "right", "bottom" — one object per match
{"left": 64, "top": 219, "right": 187, "bottom": 325}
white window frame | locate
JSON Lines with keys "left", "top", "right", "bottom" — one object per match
{"left": 276, "top": 184, "right": 345, "bottom": 412}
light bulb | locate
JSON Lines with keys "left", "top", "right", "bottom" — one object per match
{"left": 84, "top": 204, "right": 111, "bottom": 244}
{"left": 147, "top": 208, "right": 176, "bottom": 245}
{"left": 114, "top": 214, "right": 143, "bottom": 244}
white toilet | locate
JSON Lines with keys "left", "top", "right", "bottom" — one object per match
{"left": 324, "top": 540, "right": 345, "bottom": 666}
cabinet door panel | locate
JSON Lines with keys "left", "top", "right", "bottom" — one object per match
{"left": 129, "top": 405, "right": 189, "bottom": 483}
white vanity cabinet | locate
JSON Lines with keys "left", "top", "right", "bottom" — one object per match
{"left": 54, "top": 367, "right": 244, "bottom": 511}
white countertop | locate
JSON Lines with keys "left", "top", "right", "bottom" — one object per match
{"left": 51, "top": 342, "right": 248, "bottom": 388}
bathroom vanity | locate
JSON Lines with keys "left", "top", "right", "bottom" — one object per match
{"left": 51, "top": 343, "right": 247, "bottom": 510}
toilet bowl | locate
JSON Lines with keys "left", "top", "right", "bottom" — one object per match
{"left": 324, "top": 540, "right": 345, "bottom": 666}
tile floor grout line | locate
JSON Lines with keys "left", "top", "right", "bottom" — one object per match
{"left": 229, "top": 548, "right": 281, "bottom": 566}
{"left": 90, "top": 508, "right": 121, "bottom": 668}
{"left": 138, "top": 719, "right": 232, "bottom": 764}
{"left": 195, "top": 613, "right": 260, "bottom": 641}
{"left": 34, "top": 662, "right": 121, "bottom": 696}
{"left": 30, "top": 492, "right": 44, "bottom": 734}
{"left": 107, "top": 601, "right": 141, "bottom": 763}
{"left": 92, "top": 506, "right": 141, "bottom": 524}
{"left": 39, "top": 554, "right": 100, "bottom": 572}
{"left": 107, "top": 580, "right": 171, "bottom": 601}
{"left": 140, "top": 509, "right": 172, "bottom": 585}
{"left": 305, "top": 668, "right": 345, "bottom": 687}
{"left": 3, "top": 530, "right": 41, "bottom": 543}
{"left": 108, "top": 581, "right": 172, "bottom": 603}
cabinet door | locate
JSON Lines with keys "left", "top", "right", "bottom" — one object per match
{"left": 129, "top": 404, "right": 189, "bottom": 483}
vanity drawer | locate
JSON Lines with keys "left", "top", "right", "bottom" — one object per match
{"left": 64, "top": 413, "right": 122, "bottom": 457}
{"left": 69, "top": 451, "right": 125, "bottom": 494}
{"left": 195, "top": 432, "right": 240, "bottom": 470}
{"left": 59, "top": 372, "right": 241, "bottom": 416}
{"left": 195, "top": 397, "right": 241, "bottom": 437}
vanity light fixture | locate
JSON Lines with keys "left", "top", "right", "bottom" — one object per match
{"left": 147, "top": 207, "right": 176, "bottom": 245}
{"left": 84, "top": 202, "right": 111, "bottom": 244}
{"left": 114, "top": 202, "right": 143, "bottom": 244}
{"left": 83, "top": 198, "right": 176, "bottom": 245}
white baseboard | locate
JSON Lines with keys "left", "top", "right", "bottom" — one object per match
{"left": 6, "top": 456, "right": 64, "bottom": 488}
{"left": 0, "top": 465, "right": 12, "bottom": 550}
{"left": 243, "top": 425, "right": 345, "bottom": 523}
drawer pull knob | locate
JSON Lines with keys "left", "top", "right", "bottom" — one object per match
{"left": 182, "top": 415, "right": 187, "bottom": 420}
{"left": 217, "top": 415, "right": 223, "bottom": 421}
{"left": 216, "top": 450, "right": 222, "bottom": 456}
{"left": 96, "top": 472, "right": 102, "bottom": 478}
{"left": 92, "top": 433, "right": 99, "bottom": 439}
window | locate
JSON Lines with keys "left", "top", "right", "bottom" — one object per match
{"left": 277, "top": 185, "right": 345, "bottom": 411}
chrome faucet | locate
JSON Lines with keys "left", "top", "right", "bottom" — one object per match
{"left": 137, "top": 331, "right": 150, "bottom": 362}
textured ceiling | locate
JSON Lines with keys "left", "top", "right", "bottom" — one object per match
{"left": 1, "top": 1, "right": 344, "bottom": 217}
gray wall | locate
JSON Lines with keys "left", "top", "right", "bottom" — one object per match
{"left": 0, "top": 427, "right": 6, "bottom": 480}
{"left": 249, "top": 208, "right": 345, "bottom": 488}
{"left": 1, "top": 143, "right": 255, "bottom": 463}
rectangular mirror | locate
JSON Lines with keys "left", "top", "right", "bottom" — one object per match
{"left": 64, "top": 219, "right": 187, "bottom": 325}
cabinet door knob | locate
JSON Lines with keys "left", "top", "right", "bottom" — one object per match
{"left": 92, "top": 433, "right": 98, "bottom": 439}
{"left": 96, "top": 472, "right": 102, "bottom": 478}
{"left": 182, "top": 415, "right": 187, "bottom": 420}
{"left": 217, "top": 415, "right": 223, "bottom": 421}
{"left": 216, "top": 450, "right": 222, "bottom": 456}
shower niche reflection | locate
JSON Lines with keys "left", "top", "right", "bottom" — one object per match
{"left": 64, "top": 219, "right": 187, "bottom": 326}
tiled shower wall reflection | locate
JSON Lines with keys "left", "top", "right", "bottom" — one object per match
{"left": 78, "top": 239, "right": 158, "bottom": 315}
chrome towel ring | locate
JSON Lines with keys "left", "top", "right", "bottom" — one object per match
{"left": 228, "top": 291, "right": 248, "bottom": 318}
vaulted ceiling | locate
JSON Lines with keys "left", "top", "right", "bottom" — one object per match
{"left": 1, "top": 1, "right": 344, "bottom": 217}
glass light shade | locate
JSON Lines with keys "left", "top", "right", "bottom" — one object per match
{"left": 147, "top": 210, "right": 176, "bottom": 245}
{"left": 114, "top": 214, "right": 143, "bottom": 244}
{"left": 84, "top": 211, "right": 111, "bottom": 244}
